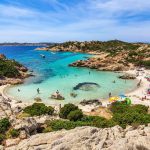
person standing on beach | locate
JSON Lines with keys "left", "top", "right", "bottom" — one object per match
{"left": 109, "top": 92, "right": 111, "bottom": 98}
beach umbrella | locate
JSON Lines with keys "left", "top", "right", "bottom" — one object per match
{"left": 119, "top": 94, "right": 127, "bottom": 99}
{"left": 109, "top": 96, "right": 120, "bottom": 102}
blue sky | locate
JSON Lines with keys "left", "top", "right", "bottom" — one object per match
{"left": 0, "top": 0, "right": 150, "bottom": 42}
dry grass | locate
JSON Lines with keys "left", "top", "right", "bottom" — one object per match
{"left": 83, "top": 106, "right": 112, "bottom": 119}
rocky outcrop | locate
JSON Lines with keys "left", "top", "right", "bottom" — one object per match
{"left": 0, "top": 55, "right": 31, "bottom": 85}
{"left": 0, "top": 96, "right": 13, "bottom": 119}
{"left": 5, "top": 125, "right": 150, "bottom": 150}
{"left": 73, "top": 82, "right": 100, "bottom": 91}
{"left": 119, "top": 73, "right": 136, "bottom": 79}
{"left": 80, "top": 99, "right": 102, "bottom": 106}
{"left": 69, "top": 55, "right": 133, "bottom": 71}
{"left": 0, "top": 54, "right": 6, "bottom": 59}
{"left": 0, "top": 78, "right": 23, "bottom": 85}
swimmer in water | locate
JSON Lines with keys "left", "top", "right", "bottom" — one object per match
{"left": 37, "top": 88, "right": 40, "bottom": 94}
{"left": 113, "top": 80, "right": 116, "bottom": 83}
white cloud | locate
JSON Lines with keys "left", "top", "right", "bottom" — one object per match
{"left": 0, "top": 0, "right": 149, "bottom": 42}
{"left": 0, "top": 4, "right": 36, "bottom": 18}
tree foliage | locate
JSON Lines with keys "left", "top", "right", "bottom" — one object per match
{"left": 24, "top": 103, "right": 54, "bottom": 116}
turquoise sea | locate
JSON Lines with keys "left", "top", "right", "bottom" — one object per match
{"left": 0, "top": 46, "right": 137, "bottom": 105}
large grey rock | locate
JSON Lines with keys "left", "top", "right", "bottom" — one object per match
{"left": 0, "top": 96, "right": 12, "bottom": 119}
{"left": 12, "top": 117, "right": 38, "bottom": 135}
{"left": 5, "top": 126, "right": 150, "bottom": 150}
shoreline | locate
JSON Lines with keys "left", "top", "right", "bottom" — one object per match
{"left": 1, "top": 69, "right": 150, "bottom": 112}
{"left": 125, "top": 69, "right": 150, "bottom": 106}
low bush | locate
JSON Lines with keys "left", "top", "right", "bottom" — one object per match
{"left": 23, "top": 103, "right": 54, "bottom": 116}
{"left": 67, "top": 109, "right": 83, "bottom": 121}
{"left": 59, "top": 103, "right": 78, "bottom": 119}
{"left": 0, "top": 134, "right": 5, "bottom": 144}
{"left": 46, "top": 120, "right": 77, "bottom": 131}
{"left": 0, "top": 118, "right": 10, "bottom": 134}
{"left": 9, "top": 129, "right": 19, "bottom": 138}
{"left": 131, "top": 105, "right": 148, "bottom": 114}
{"left": 111, "top": 103, "right": 150, "bottom": 128}
{"left": 109, "top": 101, "right": 129, "bottom": 114}
{"left": 41, "top": 102, "right": 150, "bottom": 132}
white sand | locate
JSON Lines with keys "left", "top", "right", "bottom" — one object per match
{"left": 0, "top": 84, "right": 30, "bottom": 108}
{"left": 125, "top": 69, "right": 150, "bottom": 106}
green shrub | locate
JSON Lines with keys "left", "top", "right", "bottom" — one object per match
{"left": 0, "top": 134, "right": 5, "bottom": 144}
{"left": 0, "top": 59, "right": 21, "bottom": 78}
{"left": 59, "top": 103, "right": 78, "bottom": 119}
{"left": 47, "top": 102, "right": 150, "bottom": 131}
{"left": 67, "top": 109, "right": 83, "bottom": 121}
{"left": 9, "top": 129, "right": 19, "bottom": 138}
{"left": 109, "top": 101, "right": 129, "bottom": 114}
{"left": 47, "top": 106, "right": 55, "bottom": 115}
{"left": 0, "top": 118, "right": 10, "bottom": 134}
{"left": 23, "top": 103, "right": 54, "bottom": 116}
{"left": 139, "top": 60, "right": 150, "bottom": 68}
{"left": 112, "top": 112, "right": 150, "bottom": 128}
{"left": 131, "top": 105, "right": 148, "bottom": 114}
{"left": 81, "top": 115, "right": 106, "bottom": 122}
{"left": 47, "top": 120, "right": 77, "bottom": 131}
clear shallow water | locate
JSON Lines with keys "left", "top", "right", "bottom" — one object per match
{"left": 0, "top": 46, "right": 137, "bottom": 105}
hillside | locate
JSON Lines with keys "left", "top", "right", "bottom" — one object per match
{"left": 46, "top": 40, "right": 150, "bottom": 71}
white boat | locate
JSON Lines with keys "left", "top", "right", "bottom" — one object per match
{"left": 40, "top": 54, "right": 45, "bottom": 58}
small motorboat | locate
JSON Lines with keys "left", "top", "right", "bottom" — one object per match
{"left": 51, "top": 52, "right": 56, "bottom": 54}
{"left": 40, "top": 54, "right": 45, "bottom": 58}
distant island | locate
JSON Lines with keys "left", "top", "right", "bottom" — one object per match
{"left": 37, "top": 40, "right": 150, "bottom": 71}
{"left": 0, "top": 42, "right": 56, "bottom": 46}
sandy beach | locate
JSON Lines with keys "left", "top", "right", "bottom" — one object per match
{"left": 125, "top": 69, "right": 150, "bottom": 106}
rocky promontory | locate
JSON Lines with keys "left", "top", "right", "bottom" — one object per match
{"left": 38, "top": 40, "right": 150, "bottom": 71}
{"left": 69, "top": 53, "right": 134, "bottom": 71}
{"left": 0, "top": 54, "right": 31, "bottom": 85}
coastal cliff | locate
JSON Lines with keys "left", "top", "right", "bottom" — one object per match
{"left": 0, "top": 54, "right": 30, "bottom": 85}
{"left": 39, "top": 40, "right": 150, "bottom": 71}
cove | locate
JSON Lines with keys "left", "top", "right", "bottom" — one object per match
{"left": 0, "top": 46, "right": 137, "bottom": 105}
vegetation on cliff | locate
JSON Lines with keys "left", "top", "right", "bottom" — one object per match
{"left": 0, "top": 59, "right": 21, "bottom": 78}
{"left": 0, "top": 55, "right": 28, "bottom": 79}
{"left": 23, "top": 103, "right": 54, "bottom": 116}
{"left": 44, "top": 102, "right": 150, "bottom": 132}
{"left": 49, "top": 40, "right": 140, "bottom": 53}
{"left": 0, "top": 118, "right": 11, "bottom": 143}
{"left": 48, "top": 40, "right": 150, "bottom": 70}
